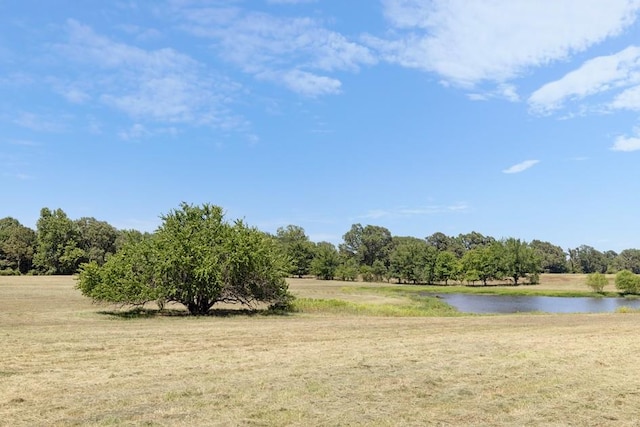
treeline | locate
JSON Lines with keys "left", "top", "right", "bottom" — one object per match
{"left": 2, "top": 208, "right": 640, "bottom": 284}
{"left": 0, "top": 208, "right": 149, "bottom": 275}
{"left": 274, "top": 225, "right": 640, "bottom": 285}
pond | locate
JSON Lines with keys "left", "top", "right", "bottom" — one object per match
{"left": 434, "top": 293, "right": 640, "bottom": 314}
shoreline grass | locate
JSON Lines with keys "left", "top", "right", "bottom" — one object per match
{"left": 348, "top": 284, "right": 622, "bottom": 299}
{"left": 292, "top": 296, "right": 461, "bottom": 317}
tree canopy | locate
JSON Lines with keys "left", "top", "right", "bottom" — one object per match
{"left": 78, "top": 203, "right": 292, "bottom": 315}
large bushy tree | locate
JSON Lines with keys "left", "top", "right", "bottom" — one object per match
{"left": 501, "top": 238, "right": 540, "bottom": 285}
{"left": 340, "top": 224, "right": 393, "bottom": 267}
{"left": 0, "top": 217, "right": 36, "bottom": 273}
{"left": 78, "top": 203, "right": 292, "bottom": 315}
{"left": 389, "top": 237, "right": 429, "bottom": 284}
{"left": 75, "top": 217, "right": 118, "bottom": 266}
{"left": 531, "top": 240, "right": 568, "bottom": 273}
{"left": 34, "top": 208, "right": 84, "bottom": 274}
{"left": 568, "top": 245, "right": 607, "bottom": 274}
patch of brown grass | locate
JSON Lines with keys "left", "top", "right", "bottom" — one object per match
{"left": 1, "top": 276, "right": 639, "bottom": 426}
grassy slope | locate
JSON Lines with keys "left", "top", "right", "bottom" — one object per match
{"left": 1, "top": 275, "right": 640, "bottom": 426}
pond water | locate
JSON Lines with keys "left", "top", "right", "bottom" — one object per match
{"left": 434, "top": 293, "right": 640, "bottom": 314}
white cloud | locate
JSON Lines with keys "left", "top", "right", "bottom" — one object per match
{"left": 529, "top": 46, "right": 640, "bottom": 114}
{"left": 502, "top": 160, "right": 539, "bottom": 174}
{"left": 277, "top": 69, "right": 342, "bottom": 96}
{"left": 55, "top": 19, "right": 242, "bottom": 127}
{"left": 373, "top": 0, "right": 640, "bottom": 87}
{"left": 611, "top": 134, "right": 640, "bottom": 151}
{"left": 175, "top": 6, "right": 375, "bottom": 96}
{"left": 610, "top": 84, "right": 640, "bottom": 110}
{"left": 360, "top": 203, "right": 469, "bottom": 219}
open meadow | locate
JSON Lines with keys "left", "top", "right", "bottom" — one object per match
{"left": 2, "top": 275, "right": 640, "bottom": 426}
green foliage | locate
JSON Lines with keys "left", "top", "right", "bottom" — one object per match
{"left": 292, "top": 297, "right": 459, "bottom": 317}
{"left": 311, "top": 242, "right": 340, "bottom": 280}
{"left": 531, "top": 240, "right": 568, "bottom": 273}
{"left": 78, "top": 203, "right": 292, "bottom": 315}
{"left": 434, "top": 251, "right": 459, "bottom": 284}
{"left": 0, "top": 217, "right": 36, "bottom": 274}
{"left": 371, "top": 259, "right": 388, "bottom": 282}
{"left": 33, "top": 208, "right": 84, "bottom": 274}
{"left": 610, "top": 249, "right": 640, "bottom": 274}
{"left": 615, "top": 270, "right": 640, "bottom": 294}
{"left": 461, "top": 246, "right": 502, "bottom": 285}
{"left": 335, "top": 258, "right": 359, "bottom": 281}
{"left": 0, "top": 268, "right": 20, "bottom": 276}
{"left": 568, "top": 245, "right": 607, "bottom": 274}
{"left": 501, "top": 238, "right": 540, "bottom": 285}
{"left": 389, "top": 237, "right": 428, "bottom": 284}
{"left": 75, "top": 217, "right": 118, "bottom": 266}
{"left": 359, "top": 265, "right": 374, "bottom": 282}
{"left": 340, "top": 224, "right": 393, "bottom": 267}
{"left": 586, "top": 272, "right": 608, "bottom": 293}
{"left": 275, "top": 225, "right": 315, "bottom": 277}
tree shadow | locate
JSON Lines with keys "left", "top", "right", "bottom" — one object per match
{"left": 97, "top": 306, "right": 292, "bottom": 319}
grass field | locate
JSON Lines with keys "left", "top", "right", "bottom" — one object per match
{"left": 2, "top": 275, "right": 640, "bottom": 426}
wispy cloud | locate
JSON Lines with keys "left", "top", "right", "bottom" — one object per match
{"left": 12, "top": 111, "right": 67, "bottom": 132}
{"left": 174, "top": 6, "right": 376, "bottom": 96}
{"left": 529, "top": 46, "right": 640, "bottom": 114}
{"left": 502, "top": 160, "right": 539, "bottom": 174}
{"left": 611, "top": 134, "right": 640, "bottom": 151}
{"left": 369, "top": 0, "right": 640, "bottom": 89}
{"left": 359, "top": 202, "right": 469, "bottom": 220}
{"left": 54, "top": 19, "right": 243, "bottom": 128}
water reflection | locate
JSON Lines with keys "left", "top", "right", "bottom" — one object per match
{"left": 434, "top": 293, "right": 640, "bottom": 314}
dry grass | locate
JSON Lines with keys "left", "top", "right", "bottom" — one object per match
{"left": 1, "top": 275, "right": 640, "bottom": 426}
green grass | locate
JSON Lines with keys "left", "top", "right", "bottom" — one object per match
{"left": 348, "top": 284, "right": 622, "bottom": 299}
{"left": 292, "top": 296, "right": 461, "bottom": 317}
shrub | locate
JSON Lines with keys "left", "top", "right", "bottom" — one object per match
{"left": 615, "top": 270, "right": 640, "bottom": 294}
{"left": 586, "top": 272, "right": 607, "bottom": 293}
{"left": 360, "top": 265, "right": 374, "bottom": 282}
{"left": 0, "top": 269, "right": 19, "bottom": 276}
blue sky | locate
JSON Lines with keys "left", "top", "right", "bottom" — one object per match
{"left": 2, "top": 0, "right": 640, "bottom": 252}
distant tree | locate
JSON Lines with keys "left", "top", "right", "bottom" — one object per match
{"left": 75, "top": 217, "right": 118, "bottom": 266}
{"left": 531, "top": 240, "right": 568, "bottom": 273}
{"left": 276, "top": 225, "right": 315, "bottom": 277}
{"left": 311, "top": 242, "right": 340, "bottom": 280}
{"left": 78, "top": 203, "right": 292, "bottom": 315}
{"left": 456, "top": 231, "right": 495, "bottom": 252}
{"left": 603, "top": 250, "right": 618, "bottom": 270}
{"left": 115, "top": 229, "right": 150, "bottom": 251}
{"left": 610, "top": 249, "right": 640, "bottom": 274}
{"left": 0, "top": 217, "right": 36, "bottom": 274}
{"left": 425, "top": 232, "right": 453, "bottom": 252}
{"left": 586, "top": 272, "right": 608, "bottom": 293}
{"left": 340, "top": 224, "right": 393, "bottom": 267}
{"left": 461, "top": 245, "right": 504, "bottom": 285}
{"left": 420, "top": 245, "right": 439, "bottom": 284}
{"left": 615, "top": 270, "right": 640, "bottom": 294}
{"left": 33, "top": 208, "right": 84, "bottom": 274}
{"left": 360, "top": 265, "right": 374, "bottom": 282}
{"left": 502, "top": 238, "right": 540, "bottom": 285}
{"left": 371, "top": 259, "right": 388, "bottom": 282}
{"left": 434, "top": 251, "right": 459, "bottom": 285}
{"left": 335, "top": 258, "right": 359, "bottom": 281}
{"left": 389, "top": 237, "right": 428, "bottom": 284}
{"left": 568, "top": 245, "right": 607, "bottom": 274}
